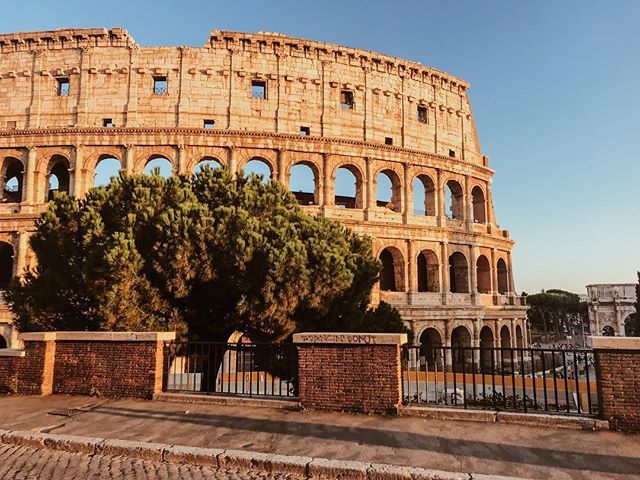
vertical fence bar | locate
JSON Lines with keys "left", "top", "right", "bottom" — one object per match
{"left": 551, "top": 351, "right": 559, "bottom": 412}
{"left": 520, "top": 348, "right": 527, "bottom": 413}
{"left": 585, "top": 352, "right": 593, "bottom": 415}
{"left": 471, "top": 347, "right": 477, "bottom": 407}
{"left": 530, "top": 348, "right": 538, "bottom": 411}
{"left": 541, "top": 350, "right": 548, "bottom": 411}
{"left": 562, "top": 350, "right": 570, "bottom": 413}
{"left": 573, "top": 351, "right": 581, "bottom": 413}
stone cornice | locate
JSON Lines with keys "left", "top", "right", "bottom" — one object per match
{"left": 0, "top": 127, "right": 494, "bottom": 177}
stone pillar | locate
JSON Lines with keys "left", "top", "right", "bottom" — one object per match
{"left": 277, "top": 148, "right": 287, "bottom": 184}
{"left": 406, "top": 239, "right": 414, "bottom": 298}
{"left": 472, "top": 319, "right": 481, "bottom": 370}
{"left": 227, "top": 146, "right": 238, "bottom": 178}
{"left": 16, "top": 231, "right": 29, "bottom": 277}
{"left": 177, "top": 145, "right": 187, "bottom": 175}
{"left": 71, "top": 146, "right": 83, "bottom": 198}
{"left": 294, "top": 333, "right": 407, "bottom": 413}
{"left": 124, "top": 145, "right": 135, "bottom": 174}
{"left": 507, "top": 252, "right": 516, "bottom": 295}
{"left": 440, "top": 242, "right": 449, "bottom": 303}
{"left": 591, "top": 336, "right": 640, "bottom": 432}
{"left": 464, "top": 176, "right": 472, "bottom": 227}
{"left": 24, "top": 146, "right": 36, "bottom": 205}
{"left": 437, "top": 169, "right": 445, "bottom": 226}
{"left": 491, "top": 248, "right": 498, "bottom": 295}
{"left": 322, "top": 153, "right": 332, "bottom": 207}
{"left": 365, "top": 157, "right": 375, "bottom": 214}
{"left": 403, "top": 163, "right": 412, "bottom": 223}
{"left": 469, "top": 245, "right": 478, "bottom": 300}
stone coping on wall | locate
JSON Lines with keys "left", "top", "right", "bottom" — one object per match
{"left": 588, "top": 336, "right": 640, "bottom": 350}
{"left": 18, "top": 332, "right": 176, "bottom": 342}
{"left": 293, "top": 332, "right": 408, "bottom": 345}
{"left": 0, "top": 348, "right": 25, "bottom": 357}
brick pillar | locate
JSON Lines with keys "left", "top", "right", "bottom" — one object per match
{"left": 294, "top": 333, "right": 407, "bottom": 414}
{"left": 19, "top": 333, "right": 57, "bottom": 395}
{"left": 591, "top": 336, "right": 640, "bottom": 432}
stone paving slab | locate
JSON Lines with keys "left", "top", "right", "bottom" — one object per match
{"left": 0, "top": 395, "right": 639, "bottom": 479}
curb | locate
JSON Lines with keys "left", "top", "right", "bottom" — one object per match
{"left": 153, "top": 391, "right": 301, "bottom": 410}
{"left": 0, "top": 429, "right": 526, "bottom": 480}
{"left": 398, "top": 406, "right": 609, "bottom": 431}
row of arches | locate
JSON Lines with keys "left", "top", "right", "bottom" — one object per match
{"left": 1, "top": 154, "right": 490, "bottom": 225}
{"left": 379, "top": 247, "right": 510, "bottom": 294}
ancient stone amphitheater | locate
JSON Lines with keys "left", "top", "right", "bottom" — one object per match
{"left": 0, "top": 27, "right": 527, "bottom": 349}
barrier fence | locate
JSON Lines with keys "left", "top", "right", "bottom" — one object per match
{"left": 402, "top": 345, "right": 597, "bottom": 416}
{"left": 163, "top": 342, "right": 298, "bottom": 399}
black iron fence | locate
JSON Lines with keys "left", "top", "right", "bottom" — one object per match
{"left": 402, "top": 345, "right": 597, "bottom": 416}
{"left": 163, "top": 342, "right": 298, "bottom": 399}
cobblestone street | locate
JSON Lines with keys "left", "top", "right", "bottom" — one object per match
{"left": 0, "top": 443, "right": 300, "bottom": 480}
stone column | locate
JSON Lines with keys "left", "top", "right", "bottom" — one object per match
{"left": 507, "top": 252, "right": 516, "bottom": 295}
{"left": 365, "top": 157, "right": 375, "bottom": 214}
{"left": 276, "top": 148, "right": 287, "bottom": 185}
{"left": 469, "top": 245, "right": 478, "bottom": 302}
{"left": 176, "top": 145, "right": 187, "bottom": 175}
{"left": 227, "top": 146, "right": 238, "bottom": 178}
{"left": 24, "top": 146, "right": 36, "bottom": 205}
{"left": 440, "top": 242, "right": 449, "bottom": 304}
{"left": 406, "top": 239, "right": 414, "bottom": 299}
{"left": 472, "top": 319, "right": 481, "bottom": 370}
{"left": 124, "top": 145, "right": 135, "bottom": 174}
{"left": 71, "top": 145, "right": 83, "bottom": 198}
{"left": 403, "top": 163, "right": 412, "bottom": 223}
{"left": 437, "top": 169, "right": 446, "bottom": 227}
{"left": 464, "top": 176, "right": 472, "bottom": 227}
{"left": 491, "top": 248, "right": 498, "bottom": 295}
{"left": 322, "top": 154, "right": 332, "bottom": 207}
{"left": 16, "top": 231, "right": 29, "bottom": 277}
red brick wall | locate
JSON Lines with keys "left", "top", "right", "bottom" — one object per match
{"left": 297, "top": 344, "right": 402, "bottom": 413}
{"left": 53, "top": 340, "right": 164, "bottom": 399}
{"left": 0, "top": 341, "right": 55, "bottom": 395}
{"left": 595, "top": 350, "right": 640, "bottom": 432}
{"left": 0, "top": 356, "right": 20, "bottom": 393}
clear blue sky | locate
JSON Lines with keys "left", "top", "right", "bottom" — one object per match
{"left": 3, "top": 0, "right": 639, "bottom": 294}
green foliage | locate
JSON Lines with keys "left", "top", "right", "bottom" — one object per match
{"left": 6, "top": 168, "right": 405, "bottom": 342}
{"left": 526, "top": 289, "right": 587, "bottom": 341}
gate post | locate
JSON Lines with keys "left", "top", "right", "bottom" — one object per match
{"left": 591, "top": 336, "right": 640, "bottom": 432}
{"left": 293, "top": 332, "right": 407, "bottom": 413}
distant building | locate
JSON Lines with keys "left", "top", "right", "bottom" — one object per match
{"left": 586, "top": 284, "right": 636, "bottom": 336}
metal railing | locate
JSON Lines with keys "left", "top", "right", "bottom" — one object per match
{"left": 164, "top": 342, "right": 298, "bottom": 399}
{"left": 402, "top": 345, "right": 597, "bottom": 416}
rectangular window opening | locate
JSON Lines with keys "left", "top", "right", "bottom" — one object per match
{"left": 449, "top": 149, "right": 456, "bottom": 158}
{"left": 103, "top": 118, "right": 114, "bottom": 128}
{"left": 153, "top": 76, "right": 168, "bottom": 95}
{"left": 57, "top": 78, "right": 70, "bottom": 97}
{"left": 6, "top": 121, "right": 16, "bottom": 130}
{"left": 385, "top": 137, "right": 393, "bottom": 145}
{"left": 204, "top": 119, "right": 215, "bottom": 129}
{"left": 340, "top": 90, "right": 355, "bottom": 109}
{"left": 300, "top": 126, "right": 310, "bottom": 136}
{"left": 417, "top": 106, "right": 428, "bottom": 124}
{"left": 251, "top": 80, "right": 267, "bottom": 100}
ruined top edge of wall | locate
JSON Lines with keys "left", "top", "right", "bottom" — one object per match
{"left": 208, "top": 29, "right": 470, "bottom": 89}
{"left": 19, "top": 331, "right": 175, "bottom": 342}
{"left": 0, "top": 27, "right": 135, "bottom": 48}
{"left": 589, "top": 336, "right": 640, "bottom": 351}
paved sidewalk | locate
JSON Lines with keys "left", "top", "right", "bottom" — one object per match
{"left": 0, "top": 443, "right": 296, "bottom": 479}
{"left": 1, "top": 395, "right": 639, "bottom": 479}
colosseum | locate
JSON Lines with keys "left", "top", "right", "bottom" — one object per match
{"left": 0, "top": 27, "right": 527, "bottom": 350}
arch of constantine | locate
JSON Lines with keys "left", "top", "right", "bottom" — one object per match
{"left": 0, "top": 27, "right": 527, "bottom": 349}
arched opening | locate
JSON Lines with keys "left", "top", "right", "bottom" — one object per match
{"left": 413, "top": 174, "right": 436, "bottom": 216}
{"left": 417, "top": 249, "right": 439, "bottom": 292}
{"left": 476, "top": 255, "right": 491, "bottom": 294}
{"left": 243, "top": 158, "right": 272, "bottom": 183}
{"left": 500, "top": 325, "right": 511, "bottom": 349}
{"left": 2, "top": 157, "right": 23, "bottom": 203}
{"left": 419, "top": 328, "right": 442, "bottom": 370}
{"left": 497, "top": 258, "right": 509, "bottom": 294}
{"left": 376, "top": 169, "right": 401, "bottom": 212}
{"left": 94, "top": 156, "right": 121, "bottom": 187}
{"left": 451, "top": 325, "right": 472, "bottom": 369}
{"left": 334, "top": 165, "right": 363, "bottom": 209}
{"left": 194, "top": 158, "right": 222, "bottom": 174}
{"left": 0, "top": 242, "right": 14, "bottom": 289}
{"left": 289, "top": 162, "right": 318, "bottom": 205}
{"left": 379, "top": 247, "right": 404, "bottom": 292}
{"left": 445, "top": 180, "right": 464, "bottom": 220}
{"left": 48, "top": 155, "right": 71, "bottom": 201}
{"left": 471, "top": 186, "right": 486, "bottom": 224}
{"left": 515, "top": 325, "right": 524, "bottom": 348}
{"left": 602, "top": 325, "right": 615, "bottom": 337}
{"left": 449, "top": 252, "right": 469, "bottom": 293}
{"left": 0, "top": 334, "right": 6, "bottom": 349}
{"left": 144, "top": 157, "right": 173, "bottom": 178}
{"left": 479, "top": 326, "right": 494, "bottom": 372}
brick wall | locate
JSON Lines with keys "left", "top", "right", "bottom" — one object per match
{"left": 0, "top": 332, "right": 174, "bottom": 399}
{"left": 294, "top": 333, "right": 406, "bottom": 414}
{"left": 53, "top": 340, "right": 164, "bottom": 398}
{"left": 592, "top": 336, "right": 640, "bottom": 432}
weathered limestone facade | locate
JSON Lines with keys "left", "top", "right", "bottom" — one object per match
{"left": 0, "top": 27, "right": 527, "bottom": 348}
{"left": 587, "top": 284, "right": 636, "bottom": 336}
